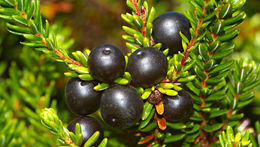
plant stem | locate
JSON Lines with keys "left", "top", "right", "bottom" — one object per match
{"left": 13, "top": 1, "right": 82, "bottom": 66}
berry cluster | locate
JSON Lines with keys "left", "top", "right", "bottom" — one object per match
{"left": 65, "top": 11, "right": 194, "bottom": 146}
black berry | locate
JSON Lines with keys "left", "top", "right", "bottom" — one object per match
{"left": 88, "top": 44, "right": 125, "bottom": 83}
{"left": 100, "top": 85, "right": 143, "bottom": 129}
{"left": 67, "top": 116, "right": 104, "bottom": 146}
{"left": 127, "top": 47, "right": 168, "bottom": 88}
{"left": 152, "top": 12, "right": 191, "bottom": 55}
{"left": 163, "top": 91, "right": 193, "bottom": 122}
{"left": 65, "top": 78, "right": 101, "bottom": 115}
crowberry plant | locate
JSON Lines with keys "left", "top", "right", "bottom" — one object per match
{"left": 0, "top": 0, "right": 259, "bottom": 146}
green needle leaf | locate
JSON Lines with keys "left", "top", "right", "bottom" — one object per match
{"left": 98, "top": 138, "right": 108, "bottom": 147}
{"left": 164, "top": 134, "right": 186, "bottom": 143}
{"left": 84, "top": 131, "right": 100, "bottom": 147}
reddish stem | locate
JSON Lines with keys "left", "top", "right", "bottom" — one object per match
{"left": 141, "top": 5, "right": 146, "bottom": 14}
{"left": 220, "top": 109, "right": 234, "bottom": 131}
{"left": 53, "top": 50, "right": 82, "bottom": 66}
{"left": 131, "top": 0, "right": 147, "bottom": 37}
{"left": 210, "top": 136, "right": 218, "bottom": 145}
{"left": 181, "top": 18, "right": 203, "bottom": 66}
{"left": 131, "top": 0, "right": 141, "bottom": 16}
{"left": 64, "top": 137, "right": 74, "bottom": 145}
{"left": 42, "top": 40, "right": 82, "bottom": 66}
{"left": 181, "top": 38, "right": 195, "bottom": 66}
{"left": 160, "top": 79, "right": 172, "bottom": 83}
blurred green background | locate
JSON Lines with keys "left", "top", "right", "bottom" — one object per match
{"left": 0, "top": 0, "right": 259, "bottom": 146}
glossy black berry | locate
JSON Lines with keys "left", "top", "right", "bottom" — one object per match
{"left": 163, "top": 91, "right": 193, "bottom": 122}
{"left": 152, "top": 12, "right": 191, "bottom": 55}
{"left": 88, "top": 44, "right": 125, "bottom": 83}
{"left": 127, "top": 47, "right": 168, "bottom": 88}
{"left": 65, "top": 78, "right": 101, "bottom": 115}
{"left": 100, "top": 85, "right": 143, "bottom": 129}
{"left": 67, "top": 116, "right": 104, "bottom": 146}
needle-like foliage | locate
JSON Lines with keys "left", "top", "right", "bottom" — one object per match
{"left": 0, "top": 0, "right": 259, "bottom": 146}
